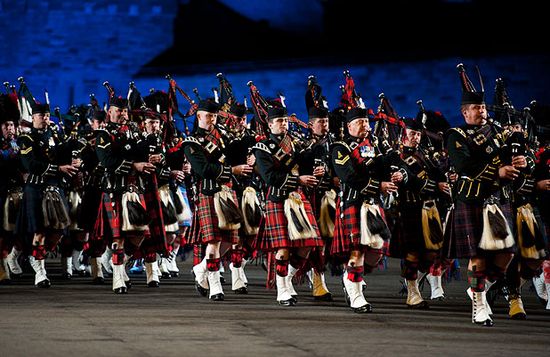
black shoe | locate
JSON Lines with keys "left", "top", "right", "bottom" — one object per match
{"left": 195, "top": 282, "right": 208, "bottom": 297}
{"left": 278, "top": 299, "right": 296, "bottom": 306}
{"left": 474, "top": 319, "right": 494, "bottom": 327}
{"left": 92, "top": 277, "right": 105, "bottom": 285}
{"left": 147, "top": 281, "right": 160, "bottom": 288}
{"left": 0, "top": 279, "right": 11, "bottom": 285}
{"left": 125, "top": 280, "right": 132, "bottom": 290}
{"left": 407, "top": 301, "right": 430, "bottom": 310}
{"left": 61, "top": 272, "right": 72, "bottom": 280}
{"left": 234, "top": 287, "right": 248, "bottom": 294}
{"left": 352, "top": 303, "right": 373, "bottom": 313}
{"left": 36, "top": 279, "right": 51, "bottom": 288}
{"left": 170, "top": 271, "right": 179, "bottom": 278}
{"left": 220, "top": 273, "right": 226, "bottom": 284}
{"left": 161, "top": 272, "right": 171, "bottom": 280}
{"left": 114, "top": 287, "right": 128, "bottom": 294}
{"left": 313, "top": 293, "right": 333, "bottom": 302}
{"left": 210, "top": 293, "right": 224, "bottom": 301}
{"left": 77, "top": 270, "right": 90, "bottom": 277}
{"left": 291, "top": 295, "right": 298, "bottom": 303}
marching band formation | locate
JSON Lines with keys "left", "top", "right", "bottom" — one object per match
{"left": 0, "top": 64, "right": 549, "bottom": 327}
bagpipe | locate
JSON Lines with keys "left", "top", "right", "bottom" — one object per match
{"left": 416, "top": 99, "right": 450, "bottom": 171}
{"left": 16, "top": 76, "right": 34, "bottom": 127}
{"left": 165, "top": 74, "right": 198, "bottom": 137}
{"left": 247, "top": 80, "right": 307, "bottom": 142}
{"left": 373, "top": 93, "right": 405, "bottom": 154}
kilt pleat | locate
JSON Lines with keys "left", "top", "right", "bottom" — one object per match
{"left": 443, "top": 199, "right": 515, "bottom": 258}
{"left": 331, "top": 201, "right": 389, "bottom": 257}
{"left": 195, "top": 192, "right": 238, "bottom": 245}
{"left": 260, "top": 191, "right": 322, "bottom": 250}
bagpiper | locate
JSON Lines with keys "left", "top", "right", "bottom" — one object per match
{"left": 444, "top": 64, "right": 525, "bottom": 326}
{"left": 298, "top": 105, "right": 336, "bottom": 301}
{"left": 392, "top": 117, "right": 450, "bottom": 309}
{"left": 224, "top": 102, "right": 259, "bottom": 294}
{"left": 0, "top": 94, "right": 24, "bottom": 283}
{"left": 182, "top": 99, "right": 240, "bottom": 301}
{"left": 94, "top": 95, "right": 156, "bottom": 293}
{"left": 331, "top": 107, "right": 402, "bottom": 313}
{"left": 17, "top": 102, "right": 77, "bottom": 287}
{"left": 251, "top": 106, "right": 324, "bottom": 306}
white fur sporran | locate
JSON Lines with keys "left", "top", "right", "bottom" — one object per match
{"left": 319, "top": 189, "right": 337, "bottom": 238}
{"left": 479, "top": 203, "right": 514, "bottom": 250}
{"left": 158, "top": 185, "right": 180, "bottom": 233}
{"left": 213, "top": 185, "right": 241, "bottom": 231}
{"left": 241, "top": 186, "right": 262, "bottom": 236}
{"left": 3, "top": 190, "right": 23, "bottom": 232}
{"left": 359, "top": 201, "right": 385, "bottom": 249}
{"left": 284, "top": 191, "right": 315, "bottom": 240}
{"left": 68, "top": 191, "right": 82, "bottom": 231}
{"left": 121, "top": 190, "right": 149, "bottom": 231}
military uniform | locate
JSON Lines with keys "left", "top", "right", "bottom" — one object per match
{"left": 182, "top": 99, "right": 238, "bottom": 301}
{"left": 18, "top": 104, "right": 72, "bottom": 287}
{"left": 392, "top": 118, "right": 448, "bottom": 308}
{"left": 444, "top": 63, "right": 516, "bottom": 326}
{"left": 95, "top": 104, "right": 150, "bottom": 293}
{"left": 331, "top": 107, "right": 396, "bottom": 312}
{"left": 0, "top": 96, "right": 25, "bottom": 283}
{"left": 252, "top": 106, "right": 323, "bottom": 306}
{"left": 296, "top": 106, "right": 337, "bottom": 301}
{"left": 224, "top": 103, "right": 260, "bottom": 294}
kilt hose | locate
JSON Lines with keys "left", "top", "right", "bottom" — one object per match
{"left": 259, "top": 191, "right": 323, "bottom": 251}
{"left": 443, "top": 199, "right": 516, "bottom": 259}
{"left": 331, "top": 201, "right": 389, "bottom": 263}
{"left": 189, "top": 192, "right": 238, "bottom": 245}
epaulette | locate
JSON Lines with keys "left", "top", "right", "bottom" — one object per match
{"left": 95, "top": 130, "right": 112, "bottom": 149}
{"left": 183, "top": 136, "right": 201, "bottom": 145}
{"left": 18, "top": 133, "right": 33, "bottom": 143}
{"left": 448, "top": 127, "right": 467, "bottom": 138}
{"left": 332, "top": 140, "right": 352, "bottom": 153}
{"left": 18, "top": 134, "right": 34, "bottom": 155}
{"left": 94, "top": 127, "right": 109, "bottom": 136}
{"left": 251, "top": 142, "right": 270, "bottom": 154}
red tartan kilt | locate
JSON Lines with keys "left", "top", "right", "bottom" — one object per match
{"left": 192, "top": 192, "right": 238, "bottom": 245}
{"left": 331, "top": 201, "right": 389, "bottom": 257}
{"left": 94, "top": 192, "right": 161, "bottom": 242}
{"left": 260, "top": 192, "right": 323, "bottom": 250}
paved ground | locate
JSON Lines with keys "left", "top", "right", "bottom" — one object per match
{"left": 0, "top": 256, "right": 549, "bottom": 357}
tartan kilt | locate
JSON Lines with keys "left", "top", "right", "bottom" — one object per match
{"left": 191, "top": 192, "right": 238, "bottom": 245}
{"left": 443, "top": 199, "right": 515, "bottom": 259}
{"left": 331, "top": 201, "right": 389, "bottom": 258}
{"left": 78, "top": 185, "right": 102, "bottom": 232}
{"left": 141, "top": 177, "right": 169, "bottom": 256}
{"left": 93, "top": 193, "right": 121, "bottom": 242}
{"left": 390, "top": 203, "right": 428, "bottom": 258}
{"left": 17, "top": 183, "right": 67, "bottom": 235}
{"left": 259, "top": 191, "right": 323, "bottom": 250}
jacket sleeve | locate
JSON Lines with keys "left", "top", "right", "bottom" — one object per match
{"left": 182, "top": 138, "right": 231, "bottom": 181}
{"left": 446, "top": 129, "right": 500, "bottom": 184}
{"left": 95, "top": 130, "right": 133, "bottom": 174}
{"left": 17, "top": 134, "right": 58, "bottom": 176}
{"left": 331, "top": 142, "right": 379, "bottom": 196}
{"left": 251, "top": 142, "right": 299, "bottom": 190}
